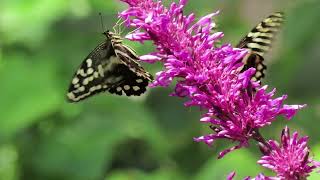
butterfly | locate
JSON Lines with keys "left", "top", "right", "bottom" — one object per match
{"left": 236, "top": 12, "right": 284, "bottom": 81}
{"left": 66, "top": 30, "right": 153, "bottom": 102}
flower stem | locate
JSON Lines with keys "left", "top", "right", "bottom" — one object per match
{"left": 252, "top": 129, "right": 271, "bottom": 155}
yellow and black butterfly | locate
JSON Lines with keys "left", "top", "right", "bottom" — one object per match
{"left": 236, "top": 12, "right": 284, "bottom": 81}
{"left": 66, "top": 30, "right": 152, "bottom": 102}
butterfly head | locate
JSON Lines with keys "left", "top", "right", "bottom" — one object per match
{"left": 103, "top": 30, "right": 122, "bottom": 43}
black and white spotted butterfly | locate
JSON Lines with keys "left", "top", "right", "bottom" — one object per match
{"left": 236, "top": 12, "right": 284, "bottom": 81}
{"left": 67, "top": 30, "right": 153, "bottom": 102}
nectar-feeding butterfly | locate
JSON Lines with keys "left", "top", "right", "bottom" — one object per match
{"left": 67, "top": 27, "right": 152, "bottom": 102}
{"left": 237, "top": 12, "right": 284, "bottom": 81}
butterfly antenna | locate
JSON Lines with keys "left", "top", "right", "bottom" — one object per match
{"left": 118, "top": 19, "right": 125, "bottom": 35}
{"left": 99, "top": 12, "right": 105, "bottom": 33}
{"left": 113, "top": 18, "right": 122, "bottom": 34}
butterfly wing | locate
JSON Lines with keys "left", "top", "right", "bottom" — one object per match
{"left": 237, "top": 12, "right": 284, "bottom": 81}
{"left": 67, "top": 37, "right": 152, "bottom": 102}
{"left": 108, "top": 42, "right": 153, "bottom": 96}
{"left": 107, "top": 63, "right": 150, "bottom": 96}
{"left": 67, "top": 40, "right": 118, "bottom": 102}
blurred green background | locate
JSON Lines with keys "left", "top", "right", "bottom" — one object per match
{"left": 0, "top": 0, "right": 320, "bottom": 179}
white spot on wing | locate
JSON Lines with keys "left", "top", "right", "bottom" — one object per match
{"left": 257, "top": 64, "right": 264, "bottom": 70}
{"left": 136, "top": 79, "right": 143, "bottom": 83}
{"left": 86, "top": 59, "right": 93, "bottom": 67}
{"left": 247, "top": 43, "right": 269, "bottom": 51}
{"left": 78, "top": 86, "right": 85, "bottom": 92}
{"left": 256, "top": 72, "right": 262, "bottom": 77}
{"left": 133, "top": 86, "right": 140, "bottom": 91}
{"left": 96, "top": 85, "right": 102, "bottom": 90}
{"left": 124, "top": 85, "right": 130, "bottom": 90}
{"left": 93, "top": 72, "right": 99, "bottom": 78}
{"left": 72, "top": 86, "right": 85, "bottom": 93}
{"left": 89, "top": 86, "right": 96, "bottom": 92}
{"left": 78, "top": 69, "right": 87, "bottom": 77}
{"left": 116, "top": 87, "right": 122, "bottom": 92}
{"left": 72, "top": 77, "right": 79, "bottom": 85}
{"left": 98, "top": 65, "right": 104, "bottom": 77}
{"left": 67, "top": 92, "right": 76, "bottom": 100}
{"left": 88, "top": 76, "right": 94, "bottom": 82}
{"left": 83, "top": 78, "right": 89, "bottom": 85}
{"left": 87, "top": 68, "right": 94, "bottom": 75}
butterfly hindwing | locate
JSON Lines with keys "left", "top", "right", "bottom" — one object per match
{"left": 107, "top": 43, "right": 152, "bottom": 96}
{"left": 67, "top": 31, "right": 152, "bottom": 102}
{"left": 237, "top": 12, "right": 284, "bottom": 81}
{"left": 107, "top": 63, "right": 149, "bottom": 96}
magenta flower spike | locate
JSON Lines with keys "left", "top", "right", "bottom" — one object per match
{"left": 119, "top": 0, "right": 305, "bottom": 158}
{"left": 258, "top": 127, "right": 320, "bottom": 179}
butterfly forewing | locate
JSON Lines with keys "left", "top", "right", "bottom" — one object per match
{"left": 67, "top": 41, "right": 115, "bottom": 102}
{"left": 237, "top": 12, "right": 284, "bottom": 81}
{"left": 67, "top": 31, "right": 152, "bottom": 102}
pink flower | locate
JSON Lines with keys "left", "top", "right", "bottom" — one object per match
{"left": 258, "top": 127, "right": 320, "bottom": 179}
{"left": 119, "top": 0, "right": 305, "bottom": 158}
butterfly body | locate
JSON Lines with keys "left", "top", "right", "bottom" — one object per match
{"left": 237, "top": 12, "right": 284, "bottom": 81}
{"left": 67, "top": 30, "right": 152, "bottom": 102}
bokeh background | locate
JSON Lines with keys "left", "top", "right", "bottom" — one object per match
{"left": 1, "top": 0, "right": 320, "bottom": 179}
